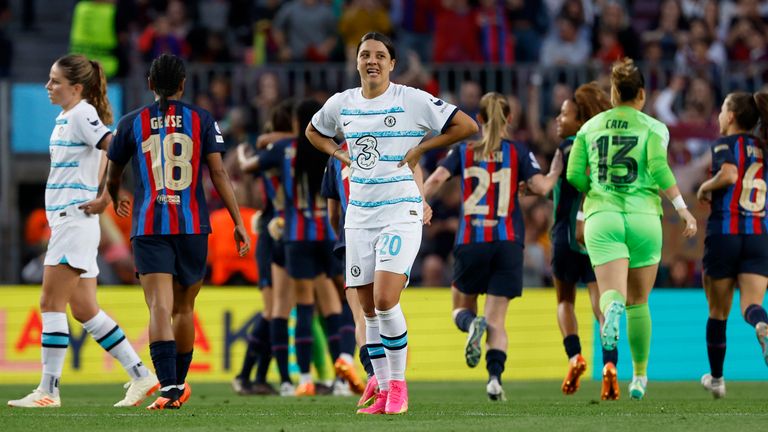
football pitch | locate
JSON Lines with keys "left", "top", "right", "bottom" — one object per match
{"left": 1, "top": 381, "right": 766, "bottom": 431}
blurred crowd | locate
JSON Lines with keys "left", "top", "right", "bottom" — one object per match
{"left": 16, "top": 0, "right": 768, "bottom": 287}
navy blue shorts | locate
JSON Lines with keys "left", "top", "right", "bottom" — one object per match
{"left": 330, "top": 252, "right": 345, "bottom": 278}
{"left": 703, "top": 233, "right": 768, "bottom": 279}
{"left": 272, "top": 238, "right": 286, "bottom": 268}
{"left": 551, "top": 244, "right": 596, "bottom": 284}
{"left": 452, "top": 241, "right": 523, "bottom": 299}
{"left": 284, "top": 240, "right": 334, "bottom": 279}
{"left": 256, "top": 229, "right": 274, "bottom": 288}
{"left": 132, "top": 234, "right": 208, "bottom": 287}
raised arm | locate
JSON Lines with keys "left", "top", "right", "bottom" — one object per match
{"left": 526, "top": 149, "right": 563, "bottom": 196}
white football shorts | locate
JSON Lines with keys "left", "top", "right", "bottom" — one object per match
{"left": 44, "top": 216, "right": 100, "bottom": 278}
{"left": 345, "top": 222, "right": 422, "bottom": 287}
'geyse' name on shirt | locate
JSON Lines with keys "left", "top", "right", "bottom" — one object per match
{"left": 150, "top": 115, "right": 183, "bottom": 130}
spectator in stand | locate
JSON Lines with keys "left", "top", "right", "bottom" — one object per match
{"left": 272, "top": 0, "right": 338, "bottom": 62}
{"left": 458, "top": 80, "right": 482, "bottom": 122}
{"left": 339, "top": 0, "right": 391, "bottom": 66}
{"left": 506, "top": 0, "right": 549, "bottom": 62}
{"left": 390, "top": 0, "right": 439, "bottom": 64}
{"left": 659, "top": 255, "right": 697, "bottom": 288}
{"left": 477, "top": 0, "right": 514, "bottom": 64}
{"left": 138, "top": 14, "right": 190, "bottom": 61}
{"left": 0, "top": 0, "right": 10, "bottom": 77}
{"left": 594, "top": 27, "right": 625, "bottom": 65}
{"left": 540, "top": 15, "right": 591, "bottom": 66}
{"left": 248, "top": 71, "right": 282, "bottom": 136}
{"left": 395, "top": 50, "right": 440, "bottom": 96}
{"left": 646, "top": 0, "right": 689, "bottom": 62}
{"left": 523, "top": 198, "right": 553, "bottom": 287}
{"left": 432, "top": 0, "right": 482, "bottom": 63}
{"left": 209, "top": 75, "right": 234, "bottom": 121}
{"left": 591, "top": 1, "right": 641, "bottom": 61}
{"left": 70, "top": 0, "right": 121, "bottom": 77}
{"left": 654, "top": 75, "right": 718, "bottom": 156}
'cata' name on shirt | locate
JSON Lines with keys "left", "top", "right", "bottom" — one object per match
{"left": 605, "top": 119, "right": 629, "bottom": 129}
{"left": 150, "top": 115, "right": 183, "bottom": 130}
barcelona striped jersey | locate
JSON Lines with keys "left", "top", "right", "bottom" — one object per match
{"left": 108, "top": 100, "right": 225, "bottom": 237}
{"left": 708, "top": 134, "right": 768, "bottom": 235}
{"left": 552, "top": 137, "right": 587, "bottom": 253}
{"left": 440, "top": 140, "right": 540, "bottom": 245}
{"left": 321, "top": 141, "right": 351, "bottom": 252}
{"left": 257, "top": 138, "right": 336, "bottom": 242}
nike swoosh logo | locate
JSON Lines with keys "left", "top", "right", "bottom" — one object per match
{"left": 88, "top": 118, "right": 99, "bottom": 126}
{"left": 343, "top": 121, "right": 352, "bottom": 126}
{"left": 380, "top": 258, "right": 392, "bottom": 262}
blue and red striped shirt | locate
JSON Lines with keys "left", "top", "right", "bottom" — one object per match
{"left": 108, "top": 100, "right": 225, "bottom": 237}
{"left": 708, "top": 134, "right": 768, "bottom": 235}
{"left": 321, "top": 142, "right": 350, "bottom": 253}
{"left": 258, "top": 138, "right": 336, "bottom": 242}
{"left": 440, "top": 140, "right": 540, "bottom": 245}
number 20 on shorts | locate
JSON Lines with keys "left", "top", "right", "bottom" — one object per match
{"left": 378, "top": 234, "right": 402, "bottom": 257}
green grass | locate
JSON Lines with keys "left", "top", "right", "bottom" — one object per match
{"left": 1, "top": 381, "right": 766, "bottom": 431}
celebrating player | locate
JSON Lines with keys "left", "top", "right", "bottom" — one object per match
{"left": 697, "top": 91, "right": 768, "bottom": 398}
{"left": 104, "top": 54, "right": 250, "bottom": 409}
{"left": 423, "top": 92, "right": 563, "bottom": 401}
{"left": 8, "top": 55, "right": 159, "bottom": 409}
{"left": 232, "top": 100, "right": 295, "bottom": 396}
{"left": 307, "top": 32, "right": 478, "bottom": 414}
{"left": 566, "top": 58, "right": 697, "bottom": 400}
{"left": 552, "top": 83, "right": 617, "bottom": 399}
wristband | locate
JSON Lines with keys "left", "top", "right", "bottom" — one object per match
{"left": 671, "top": 195, "right": 687, "bottom": 210}
{"left": 576, "top": 211, "right": 585, "bottom": 222}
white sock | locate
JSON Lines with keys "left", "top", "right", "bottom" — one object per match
{"left": 299, "top": 373, "right": 313, "bottom": 385}
{"left": 340, "top": 352, "right": 354, "bottom": 364}
{"left": 377, "top": 304, "right": 408, "bottom": 381}
{"left": 40, "top": 312, "right": 69, "bottom": 396}
{"left": 82, "top": 310, "right": 149, "bottom": 380}
{"left": 364, "top": 315, "right": 390, "bottom": 391}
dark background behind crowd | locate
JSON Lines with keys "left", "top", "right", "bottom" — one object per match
{"left": 5, "top": 0, "right": 768, "bottom": 288}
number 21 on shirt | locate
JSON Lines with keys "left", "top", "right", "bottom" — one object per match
{"left": 463, "top": 167, "right": 512, "bottom": 216}
{"left": 141, "top": 132, "right": 194, "bottom": 191}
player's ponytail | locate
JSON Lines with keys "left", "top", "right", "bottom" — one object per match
{"left": 148, "top": 54, "right": 186, "bottom": 113}
{"left": 610, "top": 57, "right": 645, "bottom": 103}
{"left": 478, "top": 92, "right": 510, "bottom": 157}
{"left": 55, "top": 54, "right": 113, "bottom": 125}
{"left": 753, "top": 92, "right": 768, "bottom": 146}
{"left": 87, "top": 60, "right": 113, "bottom": 125}
{"left": 573, "top": 82, "right": 611, "bottom": 123}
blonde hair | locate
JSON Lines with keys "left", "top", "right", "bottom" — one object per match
{"left": 478, "top": 92, "right": 510, "bottom": 157}
{"left": 610, "top": 57, "right": 645, "bottom": 103}
{"left": 55, "top": 54, "right": 113, "bottom": 125}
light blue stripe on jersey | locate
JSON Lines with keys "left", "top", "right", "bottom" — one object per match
{"left": 340, "top": 106, "right": 405, "bottom": 116}
{"left": 135, "top": 115, "right": 151, "bottom": 236}
{"left": 50, "top": 139, "right": 86, "bottom": 147}
{"left": 344, "top": 130, "right": 425, "bottom": 139}
{"left": 349, "top": 196, "right": 422, "bottom": 207}
{"left": 51, "top": 161, "right": 80, "bottom": 168}
{"left": 351, "top": 154, "right": 404, "bottom": 162}
{"left": 46, "top": 183, "right": 98, "bottom": 192}
{"left": 181, "top": 106, "right": 194, "bottom": 233}
{"left": 42, "top": 333, "right": 69, "bottom": 346}
{"left": 382, "top": 334, "right": 408, "bottom": 348}
{"left": 367, "top": 346, "right": 385, "bottom": 357}
{"left": 98, "top": 328, "right": 126, "bottom": 350}
{"left": 45, "top": 198, "right": 89, "bottom": 211}
{"left": 55, "top": 119, "right": 68, "bottom": 125}
{"left": 350, "top": 175, "right": 413, "bottom": 184}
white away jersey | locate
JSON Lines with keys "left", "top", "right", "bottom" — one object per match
{"left": 312, "top": 83, "right": 458, "bottom": 228}
{"left": 46, "top": 100, "right": 110, "bottom": 226}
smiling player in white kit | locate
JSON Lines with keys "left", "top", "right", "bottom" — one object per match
{"left": 307, "top": 32, "right": 478, "bottom": 415}
{"left": 8, "top": 55, "right": 158, "bottom": 409}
